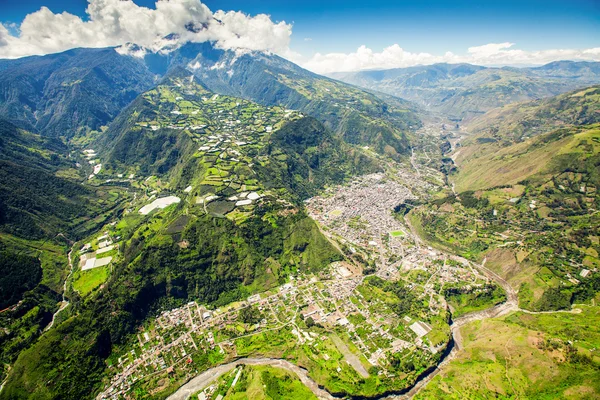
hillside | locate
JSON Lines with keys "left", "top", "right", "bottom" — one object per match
{"left": 453, "top": 86, "right": 600, "bottom": 192}
{"left": 331, "top": 61, "right": 600, "bottom": 119}
{"left": 0, "top": 75, "right": 378, "bottom": 400}
{"left": 466, "top": 85, "right": 600, "bottom": 142}
{"left": 0, "top": 48, "right": 157, "bottom": 138}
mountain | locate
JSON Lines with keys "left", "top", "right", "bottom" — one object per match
{"left": 466, "top": 85, "right": 600, "bottom": 143}
{"left": 0, "top": 43, "right": 419, "bottom": 159}
{"left": 0, "top": 43, "right": 407, "bottom": 399}
{"left": 0, "top": 48, "right": 157, "bottom": 138}
{"left": 330, "top": 61, "right": 600, "bottom": 119}
{"left": 0, "top": 71, "right": 384, "bottom": 400}
{"left": 169, "top": 43, "right": 418, "bottom": 157}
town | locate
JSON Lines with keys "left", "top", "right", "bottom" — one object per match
{"left": 96, "top": 159, "right": 499, "bottom": 399}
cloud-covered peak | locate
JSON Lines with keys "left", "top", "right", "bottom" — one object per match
{"left": 0, "top": 0, "right": 292, "bottom": 59}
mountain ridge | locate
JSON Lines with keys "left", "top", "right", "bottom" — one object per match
{"left": 330, "top": 61, "right": 600, "bottom": 119}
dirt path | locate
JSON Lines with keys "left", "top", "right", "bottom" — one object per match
{"left": 331, "top": 334, "right": 370, "bottom": 378}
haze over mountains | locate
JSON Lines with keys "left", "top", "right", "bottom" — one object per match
{"left": 330, "top": 61, "right": 600, "bottom": 119}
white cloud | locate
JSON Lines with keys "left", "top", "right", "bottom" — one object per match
{"left": 302, "top": 43, "right": 600, "bottom": 74}
{"left": 0, "top": 0, "right": 292, "bottom": 59}
{"left": 1, "top": 3, "right": 598, "bottom": 75}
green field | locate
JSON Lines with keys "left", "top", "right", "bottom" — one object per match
{"left": 73, "top": 266, "right": 110, "bottom": 295}
{"left": 416, "top": 305, "right": 600, "bottom": 399}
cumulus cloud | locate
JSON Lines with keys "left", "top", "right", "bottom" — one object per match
{"left": 302, "top": 43, "right": 600, "bottom": 74}
{"left": 0, "top": 0, "right": 292, "bottom": 58}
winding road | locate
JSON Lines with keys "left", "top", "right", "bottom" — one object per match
{"left": 166, "top": 358, "right": 336, "bottom": 400}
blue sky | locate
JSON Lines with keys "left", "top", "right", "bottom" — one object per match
{"left": 0, "top": 0, "right": 598, "bottom": 72}
{"left": 1, "top": 0, "right": 598, "bottom": 55}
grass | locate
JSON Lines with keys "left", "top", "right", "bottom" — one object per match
{"left": 390, "top": 230, "right": 405, "bottom": 237}
{"left": 416, "top": 305, "right": 600, "bottom": 399}
{"left": 213, "top": 365, "right": 318, "bottom": 400}
{"left": 73, "top": 266, "right": 110, "bottom": 295}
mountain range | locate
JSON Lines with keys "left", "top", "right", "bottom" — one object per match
{"left": 0, "top": 42, "right": 418, "bottom": 159}
{"left": 330, "top": 61, "right": 600, "bottom": 119}
{"left": 0, "top": 39, "right": 599, "bottom": 400}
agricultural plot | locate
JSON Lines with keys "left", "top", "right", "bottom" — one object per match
{"left": 132, "top": 78, "right": 304, "bottom": 219}
{"left": 138, "top": 196, "right": 181, "bottom": 215}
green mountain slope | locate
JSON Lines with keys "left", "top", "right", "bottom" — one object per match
{"left": 0, "top": 75, "right": 373, "bottom": 400}
{"left": 466, "top": 85, "right": 600, "bottom": 143}
{"left": 455, "top": 86, "right": 600, "bottom": 192}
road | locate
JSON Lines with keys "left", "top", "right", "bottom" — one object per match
{"left": 166, "top": 358, "right": 336, "bottom": 400}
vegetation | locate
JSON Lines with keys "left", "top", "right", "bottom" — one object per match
{"left": 0, "top": 251, "right": 42, "bottom": 309}
{"left": 416, "top": 306, "right": 600, "bottom": 399}
{"left": 194, "top": 365, "right": 318, "bottom": 400}
{"left": 443, "top": 283, "right": 506, "bottom": 317}
{"left": 72, "top": 266, "right": 110, "bottom": 296}
{"left": 415, "top": 123, "right": 600, "bottom": 310}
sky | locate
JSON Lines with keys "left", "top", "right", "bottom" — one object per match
{"left": 0, "top": 0, "right": 598, "bottom": 73}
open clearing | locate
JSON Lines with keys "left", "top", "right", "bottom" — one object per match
{"left": 139, "top": 196, "right": 181, "bottom": 215}
{"left": 73, "top": 266, "right": 109, "bottom": 295}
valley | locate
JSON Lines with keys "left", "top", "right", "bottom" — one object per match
{"left": 0, "top": 34, "right": 599, "bottom": 400}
